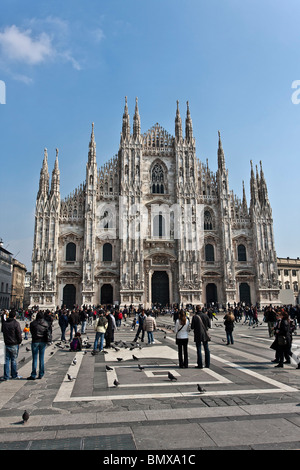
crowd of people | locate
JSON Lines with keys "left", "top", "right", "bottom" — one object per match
{"left": 0, "top": 301, "right": 299, "bottom": 381}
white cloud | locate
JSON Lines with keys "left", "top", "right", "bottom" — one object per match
{"left": 0, "top": 25, "right": 53, "bottom": 64}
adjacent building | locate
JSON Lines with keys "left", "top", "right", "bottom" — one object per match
{"left": 29, "top": 99, "right": 280, "bottom": 310}
{"left": 277, "top": 257, "right": 300, "bottom": 305}
{"left": 0, "top": 239, "right": 13, "bottom": 310}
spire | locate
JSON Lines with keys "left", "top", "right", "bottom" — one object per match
{"left": 175, "top": 100, "right": 183, "bottom": 141}
{"left": 250, "top": 160, "right": 259, "bottom": 207}
{"left": 133, "top": 97, "right": 141, "bottom": 138}
{"left": 242, "top": 180, "right": 248, "bottom": 215}
{"left": 259, "top": 160, "right": 269, "bottom": 207}
{"left": 121, "top": 96, "right": 130, "bottom": 140}
{"left": 50, "top": 148, "right": 60, "bottom": 195}
{"left": 217, "top": 130, "right": 226, "bottom": 172}
{"left": 185, "top": 101, "right": 193, "bottom": 142}
{"left": 38, "top": 147, "right": 49, "bottom": 196}
{"left": 88, "top": 122, "right": 96, "bottom": 165}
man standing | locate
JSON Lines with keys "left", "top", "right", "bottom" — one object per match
{"left": 68, "top": 309, "right": 80, "bottom": 341}
{"left": 1, "top": 309, "right": 22, "bottom": 380}
{"left": 191, "top": 306, "right": 211, "bottom": 368}
{"left": 134, "top": 310, "right": 147, "bottom": 342}
{"left": 27, "top": 311, "right": 52, "bottom": 380}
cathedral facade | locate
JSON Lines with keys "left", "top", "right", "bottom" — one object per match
{"left": 29, "top": 98, "right": 280, "bottom": 310}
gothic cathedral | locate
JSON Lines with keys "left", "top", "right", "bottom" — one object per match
{"left": 30, "top": 98, "right": 280, "bottom": 310}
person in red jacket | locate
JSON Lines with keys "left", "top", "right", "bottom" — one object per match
{"left": 1, "top": 309, "right": 22, "bottom": 380}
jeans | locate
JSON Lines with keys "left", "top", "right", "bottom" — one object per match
{"left": 30, "top": 342, "right": 47, "bottom": 378}
{"left": 94, "top": 332, "right": 105, "bottom": 351}
{"left": 147, "top": 331, "right": 154, "bottom": 344}
{"left": 226, "top": 331, "right": 234, "bottom": 344}
{"left": 134, "top": 326, "right": 145, "bottom": 342}
{"left": 177, "top": 338, "right": 188, "bottom": 367}
{"left": 81, "top": 321, "right": 87, "bottom": 334}
{"left": 196, "top": 341, "right": 210, "bottom": 368}
{"left": 60, "top": 326, "right": 67, "bottom": 341}
{"left": 69, "top": 324, "right": 78, "bottom": 340}
{"left": 4, "top": 345, "right": 19, "bottom": 380}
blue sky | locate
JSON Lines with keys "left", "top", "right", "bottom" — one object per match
{"left": 0, "top": 0, "right": 300, "bottom": 270}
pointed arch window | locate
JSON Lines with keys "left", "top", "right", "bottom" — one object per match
{"left": 66, "top": 242, "right": 76, "bottom": 262}
{"left": 151, "top": 163, "right": 165, "bottom": 194}
{"left": 103, "top": 243, "right": 112, "bottom": 262}
{"left": 153, "top": 214, "right": 165, "bottom": 237}
{"left": 205, "top": 244, "right": 215, "bottom": 262}
{"left": 237, "top": 244, "right": 247, "bottom": 262}
{"left": 204, "top": 210, "right": 213, "bottom": 230}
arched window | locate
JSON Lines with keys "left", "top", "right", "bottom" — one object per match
{"left": 151, "top": 163, "right": 165, "bottom": 194}
{"left": 204, "top": 210, "right": 213, "bottom": 230}
{"left": 66, "top": 242, "right": 76, "bottom": 261}
{"left": 205, "top": 244, "right": 215, "bottom": 262}
{"left": 285, "top": 281, "right": 290, "bottom": 290}
{"left": 237, "top": 244, "right": 247, "bottom": 261}
{"left": 103, "top": 243, "right": 112, "bottom": 262}
{"left": 153, "top": 214, "right": 165, "bottom": 237}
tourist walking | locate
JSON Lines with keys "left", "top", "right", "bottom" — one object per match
{"left": 174, "top": 310, "right": 189, "bottom": 368}
{"left": 27, "top": 311, "right": 52, "bottom": 380}
{"left": 1, "top": 309, "right": 23, "bottom": 380}
{"left": 104, "top": 310, "right": 113, "bottom": 348}
{"left": 143, "top": 313, "right": 157, "bottom": 345}
{"left": 93, "top": 311, "right": 108, "bottom": 352}
{"left": 191, "top": 307, "right": 211, "bottom": 368}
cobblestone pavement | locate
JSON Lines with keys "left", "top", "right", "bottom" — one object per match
{"left": 0, "top": 313, "right": 299, "bottom": 451}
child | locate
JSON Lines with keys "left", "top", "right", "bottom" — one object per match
{"left": 23, "top": 323, "right": 30, "bottom": 340}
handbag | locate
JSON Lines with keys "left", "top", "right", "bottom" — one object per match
{"left": 198, "top": 315, "right": 211, "bottom": 342}
{"left": 277, "top": 335, "right": 287, "bottom": 346}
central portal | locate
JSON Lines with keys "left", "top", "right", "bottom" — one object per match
{"left": 151, "top": 271, "right": 169, "bottom": 306}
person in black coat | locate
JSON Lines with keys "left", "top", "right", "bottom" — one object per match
{"left": 271, "top": 310, "right": 292, "bottom": 368}
{"left": 223, "top": 310, "right": 235, "bottom": 345}
{"left": 191, "top": 307, "right": 211, "bottom": 368}
{"left": 1, "top": 309, "right": 22, "bottom": 380}
{"left": 104, "top": 310, "right": 113, "bottom": 348}
{"left": 27, "top": 311, "right": 52, "bottom": 380}
{"left": 58, "top": 309, "right": 69, "bottom": 341}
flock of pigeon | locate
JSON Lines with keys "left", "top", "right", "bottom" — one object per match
{"left": 20, "top": 323, "right": 207, "bottom": 425}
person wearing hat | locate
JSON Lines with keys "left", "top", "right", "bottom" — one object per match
{"left": 1, "top": 309, "right": 23, "bottom": 380}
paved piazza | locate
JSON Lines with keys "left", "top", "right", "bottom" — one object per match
{"left": 0, "top": 314, "right": 300, "bottom": 451}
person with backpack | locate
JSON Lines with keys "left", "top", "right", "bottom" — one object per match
{"left": 93, "top": 311, "right": 108, "bottom": 352}
{"left": 27, "top": 311, "right": 52, "bottom": 380}
{"left": 70, "top": 332, "right": 82, "bottom": 352}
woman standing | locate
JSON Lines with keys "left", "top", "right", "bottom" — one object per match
{"left": 174, "top": 310, "right": 189, "bottom": 368}
{"left": 223, "top": 310, "right": 235, "bottom": 345}
{"left": 93, "top": 312, "right": 108, "bottom": 352}
{"left": 272, "top": 310, "right": 291, "bottom": 368}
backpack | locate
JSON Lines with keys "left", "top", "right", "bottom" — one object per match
{"left": 70, "top": 337, "right": 79, "bottom": 351}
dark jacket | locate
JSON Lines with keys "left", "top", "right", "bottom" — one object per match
{"left": 30, "top": 318, "right": 52, "bottom": 343}
{"left": 68, "top": 311, "right": 80, "bottom": 326}
{"left": 59, "top": 313, "right": 69, "bottom": 329}
{"left": 191, "top": 312, "right": 211, "bottom": 343}
{"left": 224, "top": 314, "right": 235, "bottom": 332}
{"left": 2, "top": 318, "right": 22, "bottom": 346}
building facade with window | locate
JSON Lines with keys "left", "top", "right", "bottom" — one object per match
{"left": 0, "top": 239, "right": 13, "bottom": 310}
{"left": 29, "top": 99, "right": 280, "bottom": 309}
{"left": 277, "top": 257, "right": 300, "bottom": 305}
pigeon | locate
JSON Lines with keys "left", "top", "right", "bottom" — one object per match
{"left": 113, "top": 347, "right": 120, "bottom": 352}
{"left": 138, "top": 364, "right": 145, "bottom": 371}
{"left": 168, "top": 372, "right": 177, "bottom": 381}
{"left": 113, "top": 379, "right": 119, "bottom": 387}
{"left": 22, "top": 410, "right": 29, "bottom": 424}
{"left": 67, "top": 373, "right": 75, "bottom": 381}
{"left": 26, "top": 347, "right": 30, "bottom": 352}
{"left": 106, "top": 365, "right": 114, "bottom": 371}
{"left": 50, "top": 351, "right": 54, "bottom": 355}
{"left": 116, "top": 357, "right": 123, "bottom": 362}
{"left": 197, "top": 384, "right": 206, "bottom": 393}
{"left": 72, "top": 358, "right": 77, "bottom": 365}
{"left": 132, "top": 355, "right": 139, "bottom": 361}
{"left": 19, "top": 357, "right": 25, "bottom": 363}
